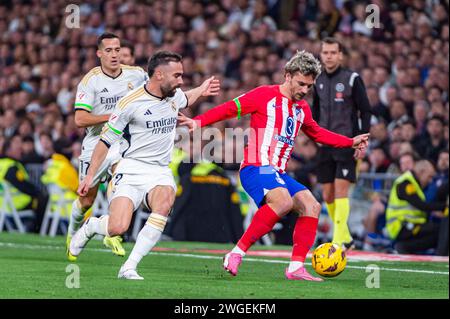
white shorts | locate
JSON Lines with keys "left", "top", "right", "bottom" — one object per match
{"left": 109, "top": 161, "right": 176, "bottom": 211}
{"left": 78, "top": 142, "right": 122, "bottom": 186}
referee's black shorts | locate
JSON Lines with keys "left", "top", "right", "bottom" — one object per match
{"left": 316, "top": 147, "right": 357, "bottom": 183}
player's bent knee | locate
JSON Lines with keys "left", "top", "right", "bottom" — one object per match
{"left": 311, "top": 201, "right": 322, "bottom": 218}
{"left": 108, "top": 223, "right": 128, "bottom": 236}
{"left": 152, "top": 205, "right": 172, "bottom": 216}
{"left": 272, "top": 196, "right": 294, "bottom": 214}
{"left": 284, "top": 197, "right": 295, "bottom": 213}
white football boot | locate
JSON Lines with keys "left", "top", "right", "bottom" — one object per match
{"left": 118, "top": 265, "right": 144, "bottom": 280}
{"left": 69, "top": 218, "right": 94, "bottom": 258}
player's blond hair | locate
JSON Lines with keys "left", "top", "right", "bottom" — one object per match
{"left": 284, "top": 50, "right": 322, "bottom": 79}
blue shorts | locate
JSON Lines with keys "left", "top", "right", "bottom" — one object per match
{"left": 240, "top": 165, "right": 308, "bottom": 208}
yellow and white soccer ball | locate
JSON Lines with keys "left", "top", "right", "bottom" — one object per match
{"left": 311, "top": 243, "right": 347, "bottom": 277}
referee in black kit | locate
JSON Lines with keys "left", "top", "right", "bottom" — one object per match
{"left": 312, "top": 37, "right": 371, "bottom": 250}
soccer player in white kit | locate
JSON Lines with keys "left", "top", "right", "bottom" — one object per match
{"left": 67, "top": 33, "right": 148, "bottom": 261}
{"left": 70, "top": 51, "right": 220, "bottom": 280}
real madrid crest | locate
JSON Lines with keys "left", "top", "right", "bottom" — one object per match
{"left": 128, "top": 82, "right": 134, "bottom": 90}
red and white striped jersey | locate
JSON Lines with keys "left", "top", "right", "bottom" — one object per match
{"left": 194, "top": 85, "right": 353, "bottom": 173}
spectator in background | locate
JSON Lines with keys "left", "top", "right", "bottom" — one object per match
{"left": 400, "top": 119, "right": 421, "bottom": 152}
{"left": 368, "top": 146, "right": 391, "bottom": 175}
{"left": 40, "top": 138, "right": 79, "bottom": 224}
{"left": 386, "top": 160, "right": 447, "bottom": 255}
{"left": 425, "top": 150, "right": 449, "bottom": 203}
{"left": 352, "top": 2, "right": 372, "bottom": 37}
{"left": 363, "top": 152, "right": 417, "bottom": 251}
{"left": 35, "top": 133, "right": 55, "bottom": 161}
{"left": 415, "top": 115, "right": 447, "bottom": 164}
{"left": 387, "top": 99, "right": 409, "bottom": 131}
{"left": 369, "top": 120, "right": 390, "bottom": 154}
{"left": 0, "top": 0, "right": 448, "bottom": 246}
{"left": 316, "top": 0, "right": 341, "bottom": 39}
{"left": 0, "top": 136, "right": 48, "bottom": 233}
{"left": 21, "top": 135, "right": 45, "bottom": 164}
{"left": 119, "top": 39, "right": 136, "bottom": 65}
{"left": 413, "top": 100, "right": 430, "bottom": 137}
{"left": 367, "top": 84, "right": 390, "bottom": 123}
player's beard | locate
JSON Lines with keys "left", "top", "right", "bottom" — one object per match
{"left": 295, "top": 92, "right": 305, "bottom": 100}
{"left": 291, "top": 87, "right": 305, "bottom": 100}
{"left": 161, "top": 83, "right": 178, "bottom": 98}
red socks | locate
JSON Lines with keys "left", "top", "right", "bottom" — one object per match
{"left": 237, "top": 204, "right": 280, "bottom": 252}
{"left": 237, "top": 205, "right": 318, "bottom": 261}
{"left": 291, "top": 216, "right": 319, "bottom": 262}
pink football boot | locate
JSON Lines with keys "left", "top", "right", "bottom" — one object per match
{"left": 285, "top": 267, "right": 324, "bottom": 282}
{"left": 223, "top": 253, "right": 243, "bottom": 276}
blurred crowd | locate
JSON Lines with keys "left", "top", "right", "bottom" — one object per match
{"left": 0, "top": 0, "right": 448, "bottom": 212}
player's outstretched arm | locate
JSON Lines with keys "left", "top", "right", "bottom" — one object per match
{"left": 184, "top": 76, "right": 220, "bottom": 107}
{"left": 177, "top": 112, "right": 200, "bottom": 132}
{"left": 74, "top": 111, "right": 111, "bottom": 128}
{"left": 77, "top": 141, "right": 109, "bottom": 196}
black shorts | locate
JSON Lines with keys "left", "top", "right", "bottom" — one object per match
{"left": 316, "top": 147, "right": 356, "bottom": 183}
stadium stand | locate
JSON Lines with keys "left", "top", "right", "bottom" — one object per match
{"left": 0, "top": 0, "right": 448, "bottom": 254}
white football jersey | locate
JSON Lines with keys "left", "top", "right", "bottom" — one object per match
{"left": 74, "top": 65, "right": 148, "bottom": 155}
{"left": 100, "top": 86, "right": 188, "bottom": 173}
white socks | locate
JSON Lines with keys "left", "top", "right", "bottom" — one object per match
{"left": 86, "top": 215, "right": 109, "bottom": 237}
{"left": 123, "top": 213, "right": 167, "bottom": 270}
{"left": 68, "top": 199, "right": 87, "bottom": 236}
{"left": 288, "top": 261, "right": 304, "bottom": 272}
{"left": 231, "top": 246, "right": 246, "bottom": 256}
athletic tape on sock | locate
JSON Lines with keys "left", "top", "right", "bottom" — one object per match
{"left": 146, "top": 213, "right": 167, "bottom": 232}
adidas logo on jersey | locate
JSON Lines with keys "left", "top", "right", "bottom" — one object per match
{"left": 144, "top": 109, "right": 152, "bottom": 115}
{"left": 101, "top": 88, "right": 109, "bottom": 93}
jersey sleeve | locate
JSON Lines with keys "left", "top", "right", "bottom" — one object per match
{"left": 175, "top": 88, "right": 188, "bottom": 110}
{"left": 100, "top": 100, "right": 132, "bottom": 147}
{"left": 142, "top": 69, "right": 149, "bottom": 83}
{"left": 300, "top": 102, "right": 353, "bottom": 148}
{"left": 193, "top": 86, "right": 262, "bottom": 127}
{"left": 74, "top": 80, "right": 95, "bottom": 113}
{"left": 352, "top": 75, "right": 372, "bottom": 134}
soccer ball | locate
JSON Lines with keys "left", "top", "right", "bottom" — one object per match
{"left": 311, "top": 243, "right": 347, "bottom": 277}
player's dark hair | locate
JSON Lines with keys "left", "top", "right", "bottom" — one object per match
{"left": 147, "top": 51, "right": 182, "bottom": 77}
{"left": 321, "top": 37, "right": 344, "bottom": 52}
{"left": 97, "top": 32, "right": 120, "bottom": 49}
{"left": 121, "top": 39, "right": 134, "bottom": 56}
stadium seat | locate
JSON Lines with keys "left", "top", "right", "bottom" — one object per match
{"left": 0, "top": 182, "right": 35, "bottom": 233}
{"left": 39, "top": 184, "right": 73, "bottom": 237}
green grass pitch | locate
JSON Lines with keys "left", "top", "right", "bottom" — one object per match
{"left": 0, "top": 233, "right": 448, "bottom": 299}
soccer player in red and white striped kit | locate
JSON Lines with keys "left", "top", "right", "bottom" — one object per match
{"left": 179, "top": 50, "right": 369, "bottom": 281}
